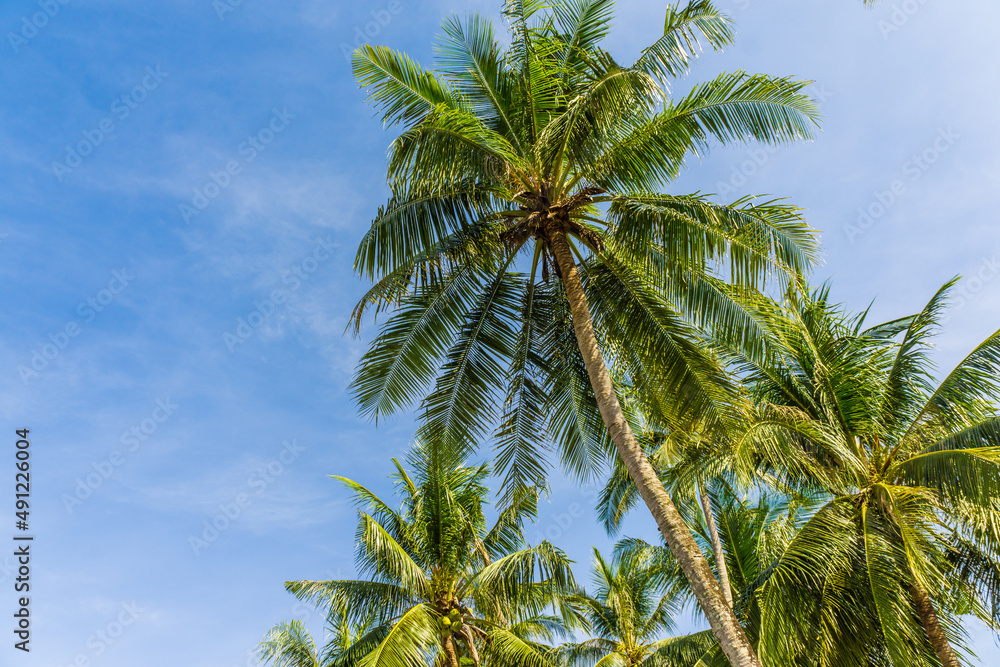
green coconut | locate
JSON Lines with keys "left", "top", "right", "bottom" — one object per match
{"left": 448, "top": 609, "right": 462, "bottom": 622}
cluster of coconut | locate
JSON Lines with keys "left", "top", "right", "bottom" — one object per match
{"left": 438, "top": 608, "right": 465, "bottom": 638}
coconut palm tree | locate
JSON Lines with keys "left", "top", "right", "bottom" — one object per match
{"left": 284, "top": 440, "right": 579, "bottom": 667}
{"left": 347, "top": 3, "right": 820, "bottom": 664}
{"left": 257, "top": 620, "right": 328, "bottom": 667}
{"left": 256, "top": 599, "right": 383, "bottom": 667}
{"left": 731, "top": 282, "right": 1000, "bottom": 666}
{"left": 593, "top": 399, "right": 824, "bottom": 622}
{"left": 614, "top": 488, "right": 824, "bottom": 666}
{"left": 559, "top": 547, "right": 721, "bottom": 667}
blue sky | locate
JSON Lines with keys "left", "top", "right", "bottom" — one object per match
{"left": 1, "top": 0, "right": 999, "bottom": 665}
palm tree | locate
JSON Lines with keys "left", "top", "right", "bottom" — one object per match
{"left": 612, "top": 490, "right": 819, "bottom": 666}
{"left": 257, "top": 620, "right": 327, "bottom": 667}
{"left": 560, "top": 547, "right": 720, "bottom": 667}
{"left": 256, "top": 599, "right": 382, "bottom": 667}
{"left": 731, "top": 283, "right": 1000, "bottom": 666}
{"left": 284, "top": 440, "right": 579, "bottom": 667}
{"left": 347, "top": 3, "right": 820, "bottom": 664}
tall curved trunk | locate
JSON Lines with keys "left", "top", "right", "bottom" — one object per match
{"left": 699, "top": 481, "right": 734, "bottom": 609}
{"left": 909, "top": 582, "right": 961, "bottom": 667}
{"left": 548, "top": 230, "right": 761, "bottom": 667}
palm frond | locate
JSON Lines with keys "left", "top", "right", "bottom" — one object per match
{"left": 635, "top": 1, "right": 734, "bottom": 82}
{"left": 257, "top": 620, "right": 320, "bottom": 667}
{"left": 353, "top": 45, "right": 459, "bottom": 127}
{"left": 358, "top": 605, "right": 440, "bottom": 667}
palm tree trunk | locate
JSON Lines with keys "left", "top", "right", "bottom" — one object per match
{"left": 548, "top": 230, "right": 761, "bottom": 667}
{"left": 699, "top": 481, "right": 734, "bottom": 609}
{"left": 909, "top": 582, "right": 961, "bottom": 667}
{"left": 443, "top": 636, "right": 460, "bottom": 667}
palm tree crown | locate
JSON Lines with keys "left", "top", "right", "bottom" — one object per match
{"left": 284, "top": 441, "right": 578, "bottom": 667}
{"left": 734, "top": 283, "right": 1000, "bottom": 666}
{"left": 614, "top": 488, "right": 821, "bottom": 664}
{"left": 257, "top": 600, "right": 381, "bottom": 667}
{"left": 349, "top": 0, "right": 819, "bottom": 491}
{"left": 568, "top": 549, "right": 683, "bottom": 667}
{"left": 562, "top": 545, "right": 739, "bottom": 667}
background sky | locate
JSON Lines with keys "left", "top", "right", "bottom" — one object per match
{"left": 1, "top": 0, "right": 999, "bottom": 665}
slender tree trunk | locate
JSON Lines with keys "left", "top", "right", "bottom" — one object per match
{"left": 548, "top": 229, "right": 761, "bottom": 667}
{"left": 443, "top": 636, "right": 460, "bottom": 667}
{"left": 909, "top": 582, "right": 961, "bottom": 667}
{"left": 699, "top": 480, "right": 734, "bottom": 609}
